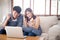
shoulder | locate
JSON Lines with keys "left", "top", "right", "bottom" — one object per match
{"left": 35, "top": 16, "right": 40, "bottom": 20}
{"left": 34, "top": 16, "right": 40, "bottom": 23}
{"left": 18, "top": 14, "right": 23, "bottom": 18}
{"left": 17, "top": 14, "right": 23, "bottom": 21}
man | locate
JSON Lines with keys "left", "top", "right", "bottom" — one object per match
{"left": 0, "top": 6, "right": 23, "bottom": 34}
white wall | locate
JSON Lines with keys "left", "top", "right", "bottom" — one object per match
{"left": 0, "top": 0, "right": 3, "bottom": 23}
{"left": 0, "top": 0, "right": 11, "bottom": 24}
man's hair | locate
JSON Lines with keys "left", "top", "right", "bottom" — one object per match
{"left": 13, "top": 6, "right": 21, "bottom": 14}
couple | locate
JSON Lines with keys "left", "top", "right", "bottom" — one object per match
{"left": 0, "top": 6, "right": 42, "bottom": 36}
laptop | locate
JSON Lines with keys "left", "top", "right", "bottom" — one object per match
{"left": 5, "top": 26, "right": 27, "bottom": 38}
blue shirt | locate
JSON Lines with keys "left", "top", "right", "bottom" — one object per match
{"left": 7, "top": 14, "right": 23, "bottom": 27}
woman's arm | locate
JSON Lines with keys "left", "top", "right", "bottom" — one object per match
{"left": 33, "top": 16, "right": 40, "bottom": 29}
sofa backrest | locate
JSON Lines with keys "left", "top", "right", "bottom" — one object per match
{"left": 40, "top": 16, "right": 58, "bottom": 33}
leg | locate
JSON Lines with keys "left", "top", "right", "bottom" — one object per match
{"left": 32, "top": 26, "right": 42, "bottom": 36}
{"left": 32, "top": 29, "right": 42, "bottom": 36}
{"left": 22, "top": 27, "right": 33, "bottom": 33}
{"left": 28, "top": 32, "right": 36, "bottom": 36}
{"left": 23, "top": 31, "right": 28, "bottom": 36}
{"left": 0, "top": 29, "right": 6, "bottom": 34}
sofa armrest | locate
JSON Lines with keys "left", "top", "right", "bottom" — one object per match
{"left": 48, "top": 25, "right": 60, "bottom": 40}
{"left": 40, "top": 33, "right": 48, "bottom": 40}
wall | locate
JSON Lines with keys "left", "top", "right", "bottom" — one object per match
{"left": 0, "top": 0, "right": 11, "bottom": 24}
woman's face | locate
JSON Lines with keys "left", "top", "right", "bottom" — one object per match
{"left": 26, "top": 11, "right": 32, "bottom": 19}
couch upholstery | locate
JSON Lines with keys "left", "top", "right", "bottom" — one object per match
{"left": 48, "top": 25, "right": 60, "bottom": 40}
{"left": 39, "top": 16, "right": 60, "bottom": 40}
{"left": 40, "top": 16, "right": 58, "bottom": 33}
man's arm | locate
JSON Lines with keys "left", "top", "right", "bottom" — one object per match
{"left": 3, "top": 14, "right": 10, "bottom": 27}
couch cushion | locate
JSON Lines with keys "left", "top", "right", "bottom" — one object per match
{"left": 41, "top": 33, "right": 48, "bottom": 40}
{"left": 40, "top": 16, "right": 58, "bottom": 33}
{"left": 48, "top": 25, "right": 60, "bottom": 40}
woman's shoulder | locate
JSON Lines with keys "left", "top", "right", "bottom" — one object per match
{"left": 35, "top": 16, "right": 40, "bottom": 20}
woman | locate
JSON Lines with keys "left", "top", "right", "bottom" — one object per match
{"left": 23, "top": 8, "right": 42, "bottom": 36}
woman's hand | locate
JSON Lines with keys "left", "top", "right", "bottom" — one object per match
{"left": 27, "top": 18, "right": 35, "bottom": 27}
{"left": 28, "top": 22, "right": 33, "bottom": 27}
{"left": 28, "top": 16, "right": 40, "bottom": 29}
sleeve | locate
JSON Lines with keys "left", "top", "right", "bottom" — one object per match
{"left": 1, "top": 16, "right": 7, "bottom": 24}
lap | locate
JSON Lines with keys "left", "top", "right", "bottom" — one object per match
{"left": 22, "top": 27, "right": 33, "bottom": 32}
{"left": 22, "top": 26, "right": 42, "bottom": 36}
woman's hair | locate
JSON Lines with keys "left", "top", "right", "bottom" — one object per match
{"left": 25, "top": 8, "right": 36, "bottom": 22}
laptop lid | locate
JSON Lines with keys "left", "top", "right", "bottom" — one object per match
{"left": 5, "top": 26, "right": 24, "bottom": 38}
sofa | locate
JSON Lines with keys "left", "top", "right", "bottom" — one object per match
{"left": 40, "top": 16, "right": 60, "bottom": 40}
{"left": 0, "top": 16, "right": 60, "bottom": 40}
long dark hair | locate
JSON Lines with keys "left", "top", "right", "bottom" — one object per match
{"left": 25, "top": 8, "right": 36, "bottom": 22}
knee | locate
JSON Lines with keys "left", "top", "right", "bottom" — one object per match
{"left": 23, "top": 31, "right": 28, "bottom": 36}
{"left": 28, "top": 32, "right": 36, "bottom": 36}
{"left": 32, "top": 30, "right": 42, "bottom": 36}
{"left": 22, "top": 27, "right": 32, "bottom": 33}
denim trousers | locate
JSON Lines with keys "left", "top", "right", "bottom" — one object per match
{"left": 22, "top": 26, "right": 42, "bottom": 36}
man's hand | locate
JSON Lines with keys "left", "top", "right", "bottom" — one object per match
{"left": 3, "top": 14, "right": 11, "bottom": 26}
{"left": 6, "top": 14, "right": 11, "bottom": 21}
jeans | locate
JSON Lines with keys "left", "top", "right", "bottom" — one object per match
{"left": 0, "top": 28, "right": 6, "bottom": 34}
{"left": 22, "top": 26, "right": 42, "bottom": 36}
{"left": 0, "top": 26, "right": 6, "bottom": 34}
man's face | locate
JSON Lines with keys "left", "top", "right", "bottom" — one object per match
{"left": 12, "top": 10, "right": 19, "bottom": 19}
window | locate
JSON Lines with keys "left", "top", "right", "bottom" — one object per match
{"left": 23, "top": 0, "right": 30, "bottom": 14}
{"left": 13, "top": 0, "right": 22, "bottom": 8}
{"left": 58, "top": 0, "right": 60, "bottom": 15}
{"left": 51, "top": 0, "right": 57, "bottom": 15}
{"left": 46, "top": 0, "right": 50, "bottom": 15}
{"left": 13, "top": 0, "right": 60, "bottom": 15}
{"left": 34, "top": 0, "right": 45, "bottom": 15}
